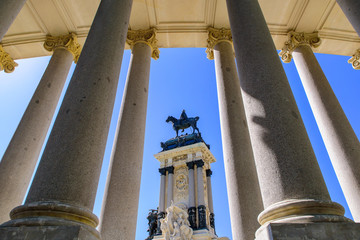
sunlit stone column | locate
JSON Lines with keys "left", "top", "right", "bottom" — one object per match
{"left": 0, "top": 45, "right": 18, "bottom": 73}
{"left": 206, "top": 169, "right": 215, "bottom": 230}
{"left": 336, "top": 0, "right": 360, "bottom": 37}
{"left": 0, "top": 0, "right": 27, "bottom": 40}
{"left": 157, "top": 168, "right": 167, "bottom": 234}
{"left": 280, "top": 31, "right": 360, "bottom": 222}
{"left": 348, "top": 49, "right": 360, "bottom": 70}
{"left": 186, "top": 161, "right": 197, "bottom": 229}
{"left": 0, "top": 33, "right": 80, "bottom": 224}
{"left": 206, "top": 27, "right": 263, "bottom": 240}
{"left": 166, "top": 166, "right": 174, "bottom": 208}
{"left": 99, "top": 28, "right": 159, "bottom": 240}
{"left": 195, "top": 160, "right": 206, "bottom": 229}
{"left": 0, "top": 0, "right": 133, "bottom": 238}
{"left": 226, "top": 0, "right": 346, "bottom": 232}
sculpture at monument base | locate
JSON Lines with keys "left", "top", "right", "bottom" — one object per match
{"left": 160, "top": 203, "right": 193, "bottom": 240}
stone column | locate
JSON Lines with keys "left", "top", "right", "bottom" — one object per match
{"left": 186, "top": 161, "right": 197, "bottom": 229}
{"left": 195, "top": 160, "right": 207, "bottom": 229}
{"left": 0, "top": 0, "right": 133, "bottom": 238}
{"left": 0, "top": 45, "right": 18, "bottom": 73}
{"left": 206, "top": 27, "right": 263, "bottom": 240}
{"left": 157, "top": 168, "right": 167, "bottom": 234}
{"left": 336, "top": 0, "right": 360, "bottom": 37}
{"left": 0, "top": 33, "right": 80, "bottom": 224}
{"left": 280, "top": 31, "right": 360, "bottom": 222}
{"left": 0, "top": 0, "right": 27, "bottom": 40}
{"left": 166, "top": 166, "right": 174, "bottom": 208}
{"left": 206, "top": 169, "right": 215, "bottom": 231}
{"left": 99, "top": 28, "right": 158, "bottom": 240}
{"left": 226, "top": 0, "right": 346, "bottom": 230}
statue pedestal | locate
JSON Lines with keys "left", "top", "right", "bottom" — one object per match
{"left": 256, "top": 222, "right": 360, "bottom": 240}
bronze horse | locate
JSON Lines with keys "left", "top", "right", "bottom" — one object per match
{"left": 166, "top": 116, "right": 200, "bottom": 137}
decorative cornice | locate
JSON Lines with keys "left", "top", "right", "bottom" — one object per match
{"left": 279, "top": 31, "right": 321, "bottom": 63}
{"left": 348, "top": 49, "right": 360, "bottom": 70}
{"left": 126, "top": 28, "right": 159, "bottom": 60}
{"left": 206, "top": 27, "right": 232, "bottom": 60}
{"left": 44, "top": 33, "right": 81, "bottom": 63}
{"left": 0, "top": 45, "right": 18, "bottom": 73}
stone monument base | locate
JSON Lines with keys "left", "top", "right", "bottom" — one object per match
{"left": 0, "top": 225, "right": 100, "bottom": 240}
{"left": 256, "top": 222, "right": 360, "bottom": 240}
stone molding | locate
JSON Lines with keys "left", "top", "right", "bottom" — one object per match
{"left": 206, "top": 169, "right": 212, "bottom": 177}
{"left": 348, "top": 49, "right": 360, "bottom": 70}
{"left": 206, "top": 27, "right": 232, "bottom": 60}
{"left": 279, "top": 31, "right": 321, "bottom": 63}
{"left": 126, "top": 28, "right": 160, "bottom": 60}
{"left": 44, "top": 33, "right": 82, "bottom": 63}
{"left": 0, "top": 45, "right": 18, "bottom": 73}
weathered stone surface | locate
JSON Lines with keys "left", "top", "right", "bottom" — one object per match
{"left": 0, "top": 225, "right": 99, "bottom": 240}
{"left": 256, "top": 222, "right": 360, "bottom": 240}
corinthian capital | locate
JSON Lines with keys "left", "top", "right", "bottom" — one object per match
{"left": 44, "top": 33, "right": 82, "bottom": 63}
{"left": 279, "top": 31, "right": 321, "bottom": 63}
{"left": 348, "top": 49, "right": 360, "bottom": 70}
{"left": 126, "top": 28, "right": 159, "bottom": 60}
{"left": 206, "top": 28, "right": 232, "bottom": 60}
{"left": 0, "top": 45, "right": 18, "bottom": 73}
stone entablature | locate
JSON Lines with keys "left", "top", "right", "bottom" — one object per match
{"left": 279, "top": 31, "right": 321, "bottom": 63}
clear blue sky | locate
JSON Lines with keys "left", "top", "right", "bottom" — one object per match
{"left": 0, "top": 47, "right": 359, "bottom": 239}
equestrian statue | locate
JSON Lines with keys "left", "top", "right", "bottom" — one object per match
{"left": 166, "top": 110, "right": 200, "bottom": 137}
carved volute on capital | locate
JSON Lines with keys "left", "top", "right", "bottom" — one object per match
{"left": 279, "top": 31, "right": 321, "bottom": 63}
{"left": 0, "top": 45, "right": 18, "bottom": 73}
{"left": 206, "top": 28, "right": 232, "bottom": 60}
{"left": 126, "top": 28, "right": 160, "bottom": 60}
{"left": 44, "top": 33, "right": 82, "bottom": 63}
{"left": 348, "top": 49, "right": 360, "bottom": 70}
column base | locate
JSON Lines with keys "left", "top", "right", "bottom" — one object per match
{"left": 256, "top": 222, "right": 360, "bottom": 240}
{"left": 0, "top": 225, "right": 100, "bottom": 240}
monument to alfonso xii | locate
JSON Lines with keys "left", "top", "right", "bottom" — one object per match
{"left": 0, "top": 0, "right": 360, "bottom": 239}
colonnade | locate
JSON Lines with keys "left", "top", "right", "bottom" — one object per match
{"left": 0, "top": 0, "right": 359, "bottom": 239}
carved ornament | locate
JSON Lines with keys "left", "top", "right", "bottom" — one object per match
{"left": 279, "top": 31, "right": 321, "bottom": 63}
{"left": 206, "top": 28, "right": 232, "bottom": 60}
{"left": 348, "top": 49, "right": 360, "bottom": 70}
{"left": 127, "top": 28, "right": 159, "bottom": 60}
{"left": 173, "top": 154, "right": 187, "bottom": 162}
{"left": 44, "top": 33, "right": 81, "bottom": 63}
{"left": 0, "top": 45, "right": 18, "bottom": 73}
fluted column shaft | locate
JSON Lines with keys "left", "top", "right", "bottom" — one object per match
{"left": 226, "top": 0, "right": 344, "bottom": 228}
{"left": 0, "top": 0, "right": 27, "bottom": 40}
{"left": 292, "top": 44, "right": 360, "bottom": 221}
{"left": 2, "top": 0, "right": 133, "bottom": 234}
{"left": 195, "top": 160, "right": 206, "bottom": 229}
{"left": 157, "top": 168, "right": 166, "bottom": 234}
{"left": 186, "top": 162, "right": 196, "bottom": 229}
{"left": 166, "top": 166, "right": 174, "bottom": 208}
{"left": 336, "top": 0, "right": 360, "bottom": 37}
{"left": 0, "top": 38, "right": 77, "bottom": 223}
{"left": 207, "top": 28, "right": 263, "bottom": 240}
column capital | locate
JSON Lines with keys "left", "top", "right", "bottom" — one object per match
{"left": 186, "top": 161, "right": 195, "bottom": 170}
{"left": 206, "top": 169, "right": 212, "bottom": 177}
{"left": 126, "top": 28, "right": 159, "bottom": 60}
{"left": 348, "top": 49, "right": 360, "bottom": 70}
{"left": 0, "top": 45, "right": 18, "bottom": 73}
{"left": 206, "top": 27, "right": 232, "bottom": 60}
{"left": 194, "top": 160, "right": 204, "bottom": 168}
{"left": 44, "top": 33, "right": 82, "bottom": 63}
{"left": 159, "top": 168, "right": 167, "bottom": 176}
{"left": 165, "top": 166, "right": 174, "bottom": 174}
{"left": 279, "top": 31, "right": 321, "bottom": 63}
